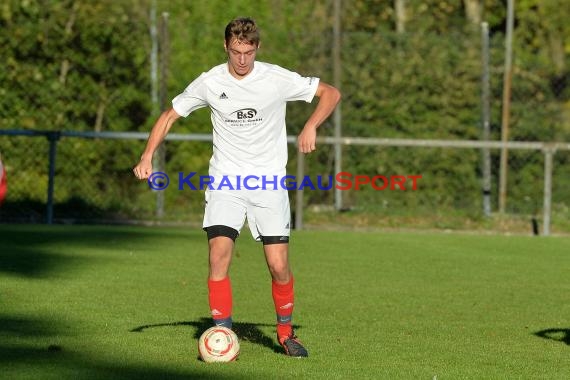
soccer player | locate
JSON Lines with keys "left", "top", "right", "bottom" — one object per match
{"left": 133, "top": 17, "right": 340, "bottom": 357}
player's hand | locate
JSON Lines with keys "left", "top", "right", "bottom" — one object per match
{"left": 297, "top": 125, "right": 317, "bottom": 153}
{"left": 133, "top": 158, "right": 153, "bottom": 180}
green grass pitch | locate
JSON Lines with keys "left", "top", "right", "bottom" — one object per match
{"left": 1, "top": 224, "right": 569, "bottom": 379}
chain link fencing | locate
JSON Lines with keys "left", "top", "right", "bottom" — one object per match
{"left": 1, "top": 131, "right": 568, "bottom": 235}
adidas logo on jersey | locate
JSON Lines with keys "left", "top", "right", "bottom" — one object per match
{"left": 219, "top": 92, "right": 228, "bottom": 99}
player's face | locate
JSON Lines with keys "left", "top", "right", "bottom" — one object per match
{"left": 225, "top": 38, "right": 258, "bottom": 79}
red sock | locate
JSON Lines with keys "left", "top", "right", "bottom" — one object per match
{"left": 272, "top": 276, "right": 294, "bottom": 341}
{"left": 208, "top": 277, "right": 232, "bottom": 328}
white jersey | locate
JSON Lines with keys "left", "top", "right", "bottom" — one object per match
{"left": 172, "top": 61, "right": 319, "bottom": 178}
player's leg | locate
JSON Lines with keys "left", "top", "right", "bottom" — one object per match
{"left": 263, "top": 241, "right": 293, "bottom": 336}
{"left": 263, "top": 242, "right": 307, "bottom": 357}
{"left": 205, "top": 228, "right": 237, "bottom": 329}
{"left": 208, "top": 234, "right": 235, "bottom": 280}
{"left": 247, "top": 188, "right": 308, "bottom": 357}
{"left": 203, "top": 190, "right": 246, "bottom": 329}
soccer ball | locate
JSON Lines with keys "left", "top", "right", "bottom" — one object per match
{"left": 198, "top": 326, "right": 240, "bottom": 363}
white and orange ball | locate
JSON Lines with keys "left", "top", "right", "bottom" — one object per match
{"left": 198, "top": 326, "right": 240, "bottom": 363}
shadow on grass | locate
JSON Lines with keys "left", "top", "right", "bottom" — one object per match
{"left": 0, "top": 224, "right": 200, "bottom": 277}
{"left": 0, "top": 197, "right": 136, "bottom": 223}
{"left": 534, "top": 328, "right": 570, "bottom": 346}
{"left": 0, "top": 345, "right": 240, "bottom": 379}
{"left": 131, "top": 317, "right": 301, "bottom": 354}
{"left": 0, "top": 316, "right": 59, "bottom": 337}
{"left": 0, "top": 315, "right": 243, "bottom": 380}
{"left": 1, "top": 225, "right": 236, "bottom": 378}
{"left": 0, "top": 246, "right": 85, "bottom": 277}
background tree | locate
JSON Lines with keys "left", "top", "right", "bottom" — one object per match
{"left": 0, "top": 0, "right": 567, "bottom": 221}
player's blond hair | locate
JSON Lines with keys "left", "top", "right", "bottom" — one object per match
{"left": 225, "top": 17, "right": 260, "bottom": 47}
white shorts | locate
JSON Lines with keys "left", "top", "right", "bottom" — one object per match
{"left": 203, "top": 188, "right": 291, "bottom": 242}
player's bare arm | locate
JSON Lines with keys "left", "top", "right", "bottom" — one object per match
{"left": 133, "top": 107, "right": 180, "bottom": 180}
{"left": 297, "top": 81, "right": 341, "bottom": 153}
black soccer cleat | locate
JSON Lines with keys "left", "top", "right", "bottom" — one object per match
{"left": 279, "top": 333, "right": 309, "bottom": 358}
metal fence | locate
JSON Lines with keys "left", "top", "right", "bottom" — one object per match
{"left": 2, "top": 20, "right": 568, "bottom": 237}
{"left": 1, "top": 129, "right": 568, "bottom": 236}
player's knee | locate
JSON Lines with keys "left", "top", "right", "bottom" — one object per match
{"left": 209, "top": 254, "right": 231, "bottom": 280}
{"left": 209, "top": 240, "right": 233, "bottom": 272}
{"left": 209, "top": 245, "right": 231, "bottom": 262}
{"left": 268, "top": 261, "right": 290, "bottom": 282}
